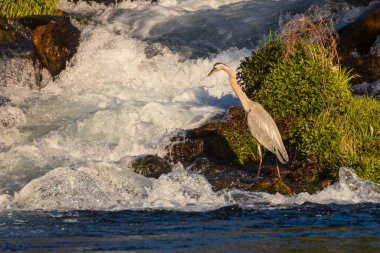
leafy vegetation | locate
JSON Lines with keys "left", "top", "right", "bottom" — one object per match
{"left": 0, "top": 0, "right": 59, "bottom": 18}
{"left": 219, "top": 118, "right": 259, "bottom": 166}
{"left": 236, "top": 16, "right": 380, "bottom": 183}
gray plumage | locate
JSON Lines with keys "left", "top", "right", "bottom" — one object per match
{"left": 246, "top": 100, "right": 288, "bottom": 164}
{"left": 208, "top": 63, "right": 288, "bottom": 177}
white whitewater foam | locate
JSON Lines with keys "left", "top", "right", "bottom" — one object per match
{"left": 1, "top": 0, "right": 378, "bottom": 212}
{"left": 235, "top": 167, "right": 380, "bottom": 209}
{"left": 2, "top": 167, "right": 379, "bottom": 211}
{"left": 8, "top": 163, "right": 232, "bottom": 211}
{"left": 60, "top": 0, "right": 318, "bottom": 57}
{"left": 0, "top": 25, "right": 246, "bottom": 194}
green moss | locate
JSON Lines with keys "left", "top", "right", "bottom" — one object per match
{"left": 220, "top": 125, "right": 258, "bottom": 166}
{"left": 0, "top": 0, "right": 58, "bottom": 18}
{"left": 212, "top": 107, "right": 259, "bottom": 166}
{"left": 236, "top": 34, "right": 380, "bottom": 183}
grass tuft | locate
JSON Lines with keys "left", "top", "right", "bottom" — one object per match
{"left": 0, "top": 0, "right": 59, "bottom": 19}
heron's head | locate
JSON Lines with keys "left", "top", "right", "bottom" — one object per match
{"left": 207, "top": 63, "right": 227, "bottom": 77}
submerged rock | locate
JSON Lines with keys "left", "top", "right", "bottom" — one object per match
{"left": 11, "top": 164, "right": 152, "bottom": 210}
{"left": 32, "top": 19, "right": 80, "bottom": 76}
{"left": 131, "top": 155, "right": 172, "bottom": 179}
{"left": 0, "top": 96, "right": 11, "bottom": 107}
{"left": 0, "top": 52, "right": 41, "bottom": 89}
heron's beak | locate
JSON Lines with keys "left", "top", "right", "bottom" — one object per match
{"left": 207, "top": 67, "right": 217, "bottom": 77}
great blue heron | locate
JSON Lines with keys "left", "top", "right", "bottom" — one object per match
{"left": 208, "top": 63, "right": 288, "bottom": 178}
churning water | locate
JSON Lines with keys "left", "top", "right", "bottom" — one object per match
{"left": 1, "top": 0, "right": 379, "bottom": 251}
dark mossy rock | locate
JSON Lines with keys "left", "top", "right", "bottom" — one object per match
{"left": 164, "top": 105, "right": 334, "bottom": 195}
{"left": 0, "top": 29, "right": 23, "bottom": 44}
{"left": 345, "top": 0, "right": 376, "bottom": 6}
{"left": 164, "top": 106, "right": 304, "bottom": 195}
{"left": 188, "top": 158, "right": 310, "bottom": 195}
{"left": 131, "top": 155, "right": 172, "bottom": 179}
{"left": 165, "top": 106, "right": 252, "bottom": 167}
{"left": 0, "top": 17, "right": 31, "bottom": 40}
{"left": 164, "top": 139, "right": 205, "bottom": 165}
{"left": 248, "top": 178, "right": 293, "bottom": 195}
{"left": 0, "top": 18, "right": 22, "bottom": 44}
{"left": 338, "top": 2, "right": 380, "bottom": 84}
{"left": 18, "top": 15, "right": 69, "bottom": 31}
{"left": 32, "top": 19, "right": 80, "bottom": 76}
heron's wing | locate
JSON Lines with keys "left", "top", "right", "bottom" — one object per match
{"left": 247, "top": 102, "right": 288, "bottom": 163}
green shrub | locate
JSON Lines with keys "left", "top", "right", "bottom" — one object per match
{"left": 236, "top": 34, "right": 380, "bottom": 183}
{"left": 0, "top": 0, "right": 58, "bottom": 18}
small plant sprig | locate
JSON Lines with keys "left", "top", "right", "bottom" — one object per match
{"left": 0, "top": 0, "right": 59, "bottom": 19}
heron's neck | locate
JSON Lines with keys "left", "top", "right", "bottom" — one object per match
{"left": 223, "top": 66, "right": 250, "bottom": 111}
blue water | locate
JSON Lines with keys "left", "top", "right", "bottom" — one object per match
{"left": 2, "top": 203, "right": 380, "bottom": 252}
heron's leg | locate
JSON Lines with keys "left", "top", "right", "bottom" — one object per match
{"left": 245, "top": 109, "right": 251, "bottom": 121}
{"left": 276, "top": 159, "right": 281, "bottom": 179}
{"left": 257, "top": 142, "right": 262, "bottom": 178}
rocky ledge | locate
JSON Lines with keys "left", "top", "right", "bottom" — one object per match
{"left": 130, "top": 107, "right": 325, "bottom": 195}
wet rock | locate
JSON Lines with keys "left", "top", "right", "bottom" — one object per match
{"left": 131, "top": 155, "right": 172, "bottom": 179}
{"left": 0, "top": 53, "right": 41, "bottom": 89}
{"left": 165, "top": 138, "right": 205, "bottom": 166}
{"left": 164, "top": 106, "right": 329, "bottom": 195}
{"left": 247, "top": 178, "right": 293, "bottom": 195}
{"left": 18, "top": 15, "right": 68, "bottom": 31}
{"left": 338, "top": 3, "right": 380, "bottom": 55}
{"left": 0, "top": 29, "right": 22, "bottom": 44}
{"left": 338, "top": 3, "right": 380, "bottom": 84}
{"left": 32, "top": 19, "right": 80, "bottom": 76}
{"left": 345, "top": 0, "right": 375, "bottom": 6}
{"left": 0, "top": 96, "right": 11, "bottom": 107}
{"left": 165, "top": 106, "right": 247, "bottom": 166}
{"left": 352, "top": 81, "right": 380, "bottom": 99}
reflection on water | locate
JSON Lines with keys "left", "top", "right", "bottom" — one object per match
{"left": 1, "top": 203, "right": 380, "bottom": 251}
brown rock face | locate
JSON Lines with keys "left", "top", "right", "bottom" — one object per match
{"left": 0, "top": 29, "right": 22, "bottom": 44}
{"left": 32, "top": 19, "right": 80, "bottom": 76}
{"left": 338, "top": 3, "right": 380, "bottom": 84}
{"left": 338, "top": 3, "right": 380, "bottom": 55}
{"left": 165, "top": 139, "right": 205, "bottom": 165}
